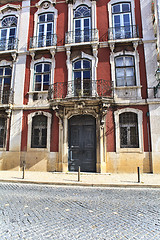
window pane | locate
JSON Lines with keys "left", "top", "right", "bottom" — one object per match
{"left": 44, "top": 64, "right": 50, "bottom": 72}
{"left": 116, "top": 57, "right": 124, "bottom": 67}
{"left": 114, "top": 15, "right": 121, "bottom": 25}
{"left": 83, "top": 60, "right": 90, "bottom": 69}
{"left": 120, "top": 127, "right": 127, "bottom": 147}
{"left": 125, "top": 57, "right": 134, "bottom": 66}
{"left": 0, "top": 68, "right": 3, "bottom": 76}
{"left": 35, "top": 64, "right": 42, "bottom": 73}
{"left": 130, "top": 127, "right": 139, "bottom": 147}
{"left": 4, "top": 77, "right": 11, "bottom": 86}
{"left": 39, "top": 24, "right": 44, "bottom": 34}
{"left": 116, "top": 68, "right": 125, "bottom": 86}
{"left": 9, "top": 28, "right": 16, "bottom": 37}
{"left": 123, "top": 14, "right": 130, "bottom": 25}
{"left": 5, "top": 68, "right": 12, "bottom": 76}
{"left": 74, "top": 71, "right": 81, "bottom": 80}
{"left": 75, "top": 20, "right": 81, "bottom": 28}
{"left": 47, "top": 23, "right": 52, "bottom": 32}
{"left": 126, "top": 68, "right": 135, "bottom": 86}
{"left": 35, "top": 75, "right": 42, "bottom": 83}
{"left": 112, "top": 4, "right": 120, "bottom": 13}
{"left": 83, "top": 70, "right": 90, "bottom": 79}
{"left": 39, "top": 14, "right": 45, "bottom": 22}
{"left": 42, "top": 129, "right": 47, "bottom": 147}
{"left": 74, "top": 61, "right": 81, "bottom": 69}
{"left": 84, "top": 19, "right": 89, "bottom": 27}
{"left": 47, "top": 13, "right": 54, "bottom": 21}
{"left": 43, "top": 74, "right": 49, "bottom": 84}
{"left": 122, "top": 3, "right": 130, "bottom": 12}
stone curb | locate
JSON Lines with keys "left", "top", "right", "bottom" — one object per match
{"left": 0, "top": 179, "right": 160, "bottom": 188}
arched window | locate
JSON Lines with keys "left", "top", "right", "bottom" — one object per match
{"left": 73, "top": 59, "right": 91, "bottom": 96}
{"left": 38, "top": 13, "right": 54, "bottom": 47}
{"left": 0, "top": 117, "right": 7, "bottom": 148}
{"left": 0, "top": 16, "right": 17, "bottom": 50}
{"left": 74, "top": 5, "right": 91, "bottom": 43}
{"left": 31, "top": 115, "right": 47, "bottom": 148}
{"left": 119, "top": 112, "right": 139, "bottom": 148}
{"left": 0, "top": 66, "right": 12, "bottom": 104}
{"left": 34, "top": 62, "right": 51, "bottom": 91}
{"left": 115, "top": 55, "right": 135, "bottom": 86}
{"left": 112, "top": 3, "right": 132, "bottom": 39}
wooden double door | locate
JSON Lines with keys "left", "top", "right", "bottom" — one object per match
{"left": 68, "top": 115, "right": 96, "bottom": 172}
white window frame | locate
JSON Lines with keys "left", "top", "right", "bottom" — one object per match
{"left": 29, "top": 57, "right": 54, "bottom": 92}
{"left": 67, "top": 0, "right": 97, "bottom": 33}
{"left": 114, "top": 108, "right": 143, "bottom": 153}
{"left": 67, "top": 52, "right": 97, "bottom": 97}
{"left": 27, "top": 111, "right": 52, "bottom": 151}
{"left": 108, "top": 0, "right": 136, "bottom": 29}
{"left": 0, "top": 4, "right": 21, "bottom": 51}
{"left": 110, "top": 50, "right": 141, "bottom": 98}
{"left": 34, "top": 62, "right": 51, "bottom": 92}
{"left": 33, "top": 0, "right": 58, "bottom": 46}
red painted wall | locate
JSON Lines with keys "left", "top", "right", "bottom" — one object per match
{"left": 97, "top": 0, "right": 109, "bottom": 42}
{"left": 54, "top": 52, "right": 67, "bottom": 83}
{"left": 56, "top": 2, "right": 68, "bottom": 46}
{"left": 97, "top": 48, "right": 111, "bottom": 81}
{"left": 134, "top": 0, "right": 143, "bottom": 38}
{"left": 138, "top": 45, "right": 148, "bottom": 99}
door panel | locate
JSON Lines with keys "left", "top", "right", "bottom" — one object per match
{"left": 68, "top": 115, "right": 96, "bottom": 172}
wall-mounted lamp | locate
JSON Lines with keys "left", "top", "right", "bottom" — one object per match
{"left": 154, "top": 68, "right": 160, "bottom": 97}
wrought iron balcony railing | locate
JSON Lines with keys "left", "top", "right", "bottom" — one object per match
{"left": 65, "top": 29, "right": 99, "bottom": 44}
{"left": 108, "top": 25, "right": 139, "bottom": 40}
{"left": 48, "top": 79, "right": 112, "bottom": 100}
{"left": 30, "top": 34, "right": 57, "bottom": 49}
{"left": 0, "top": 89, "right": 14, "bottom": 104}
{"left": 0, "top": 38, "right": 18, "bottom": 51}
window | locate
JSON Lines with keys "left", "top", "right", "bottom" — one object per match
{"left": 31, "top": 115, "right": 47, "bottom": 148}
{"left": 115, "top": 56, "right": 135, "bottom": 87}
{"left": 112, "top": 3, "right": 132, "bottom": 39}
{"left": 38, "top": 13, "right": 54, "bottom": 47}
{"left": 73, "top": 59, "right": 91, "bottom": 96}
{"left": 0, "top": 66, "right": 12, "bottom": 103}
{"left": 0, "top": 16, "right": 17, "bottom": 51}
{"left": 74, "top": 5, "right": 91, "bottom": 43}
{"left": 119, "top": 112, "right": 139, "bottom": 148}
{"left": 34, "top": 63, "right": 50, "bottom": 91}
{"left": 0, "top": 117, "right": 6, "bottom": 148}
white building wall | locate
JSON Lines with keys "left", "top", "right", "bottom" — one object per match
{"left": 9, "top": 0, "right": 30, "bottom": 154}
{"left": 141, "top": 0, "right": 160, "bottom": 173}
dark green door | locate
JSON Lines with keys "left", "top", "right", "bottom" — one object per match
{"left": 68, "top": 115, "right": 96, "bottom": 172}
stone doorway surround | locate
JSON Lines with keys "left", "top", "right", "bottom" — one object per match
{"left": 51, "top": 99, "right": 110, "bottom": 173}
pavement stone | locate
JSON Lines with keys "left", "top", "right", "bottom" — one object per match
{"left": 0, "top": 183, "right": 160, "bottom": 239}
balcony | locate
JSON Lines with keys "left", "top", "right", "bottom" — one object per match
{"left": 0, "top": 38, "right": 18, "bottom": 52}
{"left": 48, "top": 79, "right": 112, "bottom": 100}
{"left": 0, "top": 89, "right": 14, "bottom": 105}
{"left": 30, "top": 34, "right": 57, "bottom": 50}
{"left": 65, "top": 29, "right": 99, "bottom": 45}
{"left": 108, "top": 25, "right": 139, "bottom": 41}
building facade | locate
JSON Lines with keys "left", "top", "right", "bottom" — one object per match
{"left": 0, "top": 0, "right": 157, "bottom": 173}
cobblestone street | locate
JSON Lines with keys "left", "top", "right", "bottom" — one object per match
{"left": 0, "top": 183, "right": 160, "bottom": 240}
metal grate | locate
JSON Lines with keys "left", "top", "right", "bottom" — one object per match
{"left": 119, "top": 112, "right": 139, "bottom": 148}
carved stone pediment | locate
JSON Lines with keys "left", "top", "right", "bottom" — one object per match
{"left": 0, "top": 4, "right": 21, "bottom": 14}
{"left": 36, "top": 0, "right": 56, "bottom": 8}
